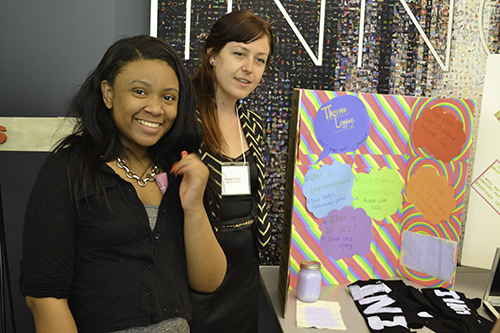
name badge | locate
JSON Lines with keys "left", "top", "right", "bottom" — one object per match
{"left": 221, "top": 162, "right": 251, "bottom": 196}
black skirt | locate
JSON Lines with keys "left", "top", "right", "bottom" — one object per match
{"left": 190, "top": 222, "right": 259, "bottom": 333}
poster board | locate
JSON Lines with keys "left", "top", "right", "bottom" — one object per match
{"left": 461, "top": 54, "right": 500, "bottom": 269}
{"left": 278, "top": 88, "right": 474, "bottom": 317}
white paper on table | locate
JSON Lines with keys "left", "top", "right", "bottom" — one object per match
{"left": 296, "top": 300, "right": 347, "bottom": 330}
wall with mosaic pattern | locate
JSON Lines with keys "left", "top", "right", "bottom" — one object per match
{"left": 154, "top": 0, "right": 500, "bottom": 265}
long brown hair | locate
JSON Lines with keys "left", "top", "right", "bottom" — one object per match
{"left": 192, "top": 10, "right": 274, "bottom": 155}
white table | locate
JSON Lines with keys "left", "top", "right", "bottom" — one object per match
{"left": 260, "top": 265, "right": 493, "bottom": 332}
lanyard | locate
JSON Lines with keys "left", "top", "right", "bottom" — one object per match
{"left": 236, "top": 104, "right": 247, "bottom": 165}
{"left": 220, "top": 104, "right": 251, "bottom": 196}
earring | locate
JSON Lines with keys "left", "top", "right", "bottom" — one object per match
{"left": 211, "top": 61, "right": 215, "bottom": 66}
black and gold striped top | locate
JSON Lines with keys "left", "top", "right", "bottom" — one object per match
{"left": 199, "top": 101, "right": 271, "bottom": 251}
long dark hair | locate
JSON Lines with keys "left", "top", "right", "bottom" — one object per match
{"left": 192, "top": 10, "right": 274, "bottom": 155}
{"left": 57, "top": 35, "right": 202, "bottom": 202}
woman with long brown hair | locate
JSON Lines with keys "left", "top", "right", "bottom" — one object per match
{"left": 190, "top": 10, "right": 274, "bottom": 333}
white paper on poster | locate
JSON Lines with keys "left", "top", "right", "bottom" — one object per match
{"left": 471, "top": 160, "right": 500, "bottom": 215}
{"left": 400, "top": 230, "right": 457, "bottom": 283}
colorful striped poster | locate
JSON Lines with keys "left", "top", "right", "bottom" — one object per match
{"left": 285, "top": 89, "right": 474, "bottom": 290}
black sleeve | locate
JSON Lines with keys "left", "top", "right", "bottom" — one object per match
{"left": 21, "top": 152, "right": 77, "bottom": 299}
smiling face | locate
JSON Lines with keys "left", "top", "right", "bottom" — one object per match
{"left": 101, "top": 59, "right": 179, "bottom": 155}
{"left": 210, "top": 36, "right": 270, "bottom": 105}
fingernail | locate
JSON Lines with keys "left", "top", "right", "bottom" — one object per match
{"left": 170, "top": 161, "right": 179, "bottom": 174}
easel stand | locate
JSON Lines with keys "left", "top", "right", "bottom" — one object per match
{"left": 0, "top": 181, "right": 16, "bottom": 332}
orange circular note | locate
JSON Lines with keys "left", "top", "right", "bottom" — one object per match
{"left": 411, "top": 106, "right": 466, "bottom": 163}
{"left": 406, "top": 167, "right": 456, "bottom": 225}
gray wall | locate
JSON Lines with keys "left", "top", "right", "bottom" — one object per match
{"left": 0, "top": 1, "right": 150, "bottom": 331}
